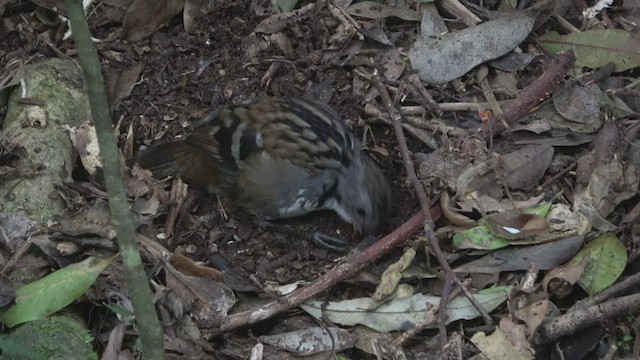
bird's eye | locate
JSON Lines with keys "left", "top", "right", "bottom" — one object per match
{"left": 356, "top": 208, "right": 366, "bottom": 217}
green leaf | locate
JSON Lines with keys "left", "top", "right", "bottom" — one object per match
{"left": 454, "top": 202, "right": 553, "bottom": 250}
{"left": 540, "top": 29, "right": 640, "bottom": 72}
{"left": 524, "top": 201, "right": 552, "bottom": 217}
{"left": 453, "top": 225, "right": 509, "bottom": 250}
{"left": 0, "top": 256, "right": 113, "bottom": 327}
{"left": 0, "top": 334, "right": 48, "bottom": 360}
{"left": 572, "top": 233, "right": 627, "bottom": 296}
{"left": 275, "top": 0, "right": 298, "bottom": 12}
{"left": 106, "top": 303, "right": 134, "bottom": 319}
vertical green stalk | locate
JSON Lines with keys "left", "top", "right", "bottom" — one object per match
{"left": 63, "top": 1, "right": 164, "bottom": 358}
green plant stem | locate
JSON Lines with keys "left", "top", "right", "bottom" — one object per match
{"left": 63, "top": 1, "right": 164, "bottom": 358}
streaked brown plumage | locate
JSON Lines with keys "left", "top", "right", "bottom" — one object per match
{"left": 137, "top": 97, "right": 390, "bottom": 234}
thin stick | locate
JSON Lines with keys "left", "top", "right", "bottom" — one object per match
{"left": 366, "top": 69, "right": 493, "bottom": 352}
{"left": 216, "top": 210, "right": 436, "bottom": 334}
{"left": 477, "top": 51, "right": 576, "bottom": 141}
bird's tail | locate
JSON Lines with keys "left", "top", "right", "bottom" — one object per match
{"left": 136, "top": 140, "right": 225, "bottom": 190}
{"left": 136, "top": 141, "right": 189, "bottom": 179}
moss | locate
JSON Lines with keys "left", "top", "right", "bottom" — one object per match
{"left": 0, "top": 58, "right": 91, "bottom": 224}
{"left": 5, "top": 316, "right": 97, "bottom": 360}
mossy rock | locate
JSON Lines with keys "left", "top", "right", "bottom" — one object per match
{"left": 2, "top": 315, "right": 97, "bottom": 360}
{"left": 0, "top": 58, "right": 91, "bottom": 224}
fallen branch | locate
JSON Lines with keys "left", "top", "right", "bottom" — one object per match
{"left": 476, "top": 50, "right": 576, "bottom": 141}
{"left": 532, "top": 292, "right": 640, "bottom": 346}
{"left": 365, "top": 69, "right": 493, "bottom": 354}
{"left": 216, "top": 208, "right": 440, "bottom": 334}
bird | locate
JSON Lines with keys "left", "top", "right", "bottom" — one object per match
{"left": 137, "top": 97, "right": 391, "bottom": 247}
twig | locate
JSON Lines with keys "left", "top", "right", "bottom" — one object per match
{"left": 405, "top": 73, "right": 443, "bottom": 117}
{"left": 476, "top": 51, "right": 576, "bottom": 142}
{"left": 366, "top": 112, "right": 439, "bottom": 149}
{"left": 392, "top": 303, "right": 438, "bottom": 347}
{"left": 476, "top": 65, "right": 504, "bottom": 121}
{"left": 533, "top": 293, "right": 640, "bottom": 345}
{"left": 1, "top": 238, "right": 33, "bottom": 276}
{"left": 538, "top": 161, "right": 577, "bottom": 190}
{"left": 362, "top": 69, "right": 432, "bottom": 221}
{"left": 440, "top": 0, "right": 481, "bottom": 26}
{"left": 368, "top": 102, "right": 514, "bottom": 115}
{"left": 216, "top": 209, "right": 437, "bottom": 333}
{"left": 327, "top": 2, "right": 363, "bottom": 40}
{"left": 569, "top": 272, "right": 640, "bottom": 312}
{"left": 365, "top": 69, "right": 493, "bottom": 354}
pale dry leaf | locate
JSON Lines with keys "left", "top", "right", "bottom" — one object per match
{"left": 254, "top": 3, "right": 315, "bottom": 34}
{"left": 258, "top": 327, "right": 356, "bottom": 355}
{"left": 410, "top": 9, "right": 537, "bottom": 83}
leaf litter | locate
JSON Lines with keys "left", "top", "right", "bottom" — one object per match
{"left": 0, "top": 0, "right": 639, "bottom": 358}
